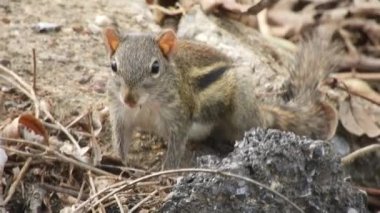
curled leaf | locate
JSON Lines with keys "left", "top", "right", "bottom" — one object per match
{"left": 337, "top": 79, "right": 380, "bottom": 138}
{"left": 1, "top": 113, "right": 48, "bottom": 144}
{"left": 60, "top": 143, "right": 90, "bottom": 163}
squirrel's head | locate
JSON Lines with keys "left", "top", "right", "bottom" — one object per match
{"left": 102, "top": 27, "right": 177, "bottom": 108}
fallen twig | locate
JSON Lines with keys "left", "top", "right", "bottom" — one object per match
{"left": 341, "top": 144, "right": 380, "bottom": 166}
{"left": 129, "top": 189, "right": 158, "bottom": 213}
{"left": 32, "top": 48, "right": 37, "bottom": 93}
{"left": 88, "top": 170, "right": 106, "bottom": 212}
{"left": 0, "top": 137, "right": 117, "bottom": 177}
{"left": 246, "top": 0, "right": 279, "bottom": 15}
{"left": 148, "top": 4, "right": 184, "bottom": 16}
{"left": 0, "top": 64, "right": 39, "bottom": 117}
{"left": 339, "top": 55, "right": 380, "bottom": 73}
{"left": 42, "top": 108, "right": 82, "bottom": 151}
{"left": 327, "top": 77, "right": 380, "bottom": 106}
{"left": 331, "top": 72, "right": 380, "bottom": 81}
{"left": 40, "top": 182, "right": 89, "bottom": 200}
{"left": 0, "top": 64, "right": 82, "bottom": 150}
{"left": 114, "top": 194, "right": 125, "bottom": 213}
{"left": 3, "top": 157, "right": 32, "bottom": 204}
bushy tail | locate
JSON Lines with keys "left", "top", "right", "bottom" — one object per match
{"left": 261, "top": 34, "right": 341, "bottom": 140}
{"left": 288, "top": 34, "right": 341, "bottom": 103}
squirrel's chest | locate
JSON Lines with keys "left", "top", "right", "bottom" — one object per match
{"left": 187, "top": 122, "right": 214, "bottom": 141}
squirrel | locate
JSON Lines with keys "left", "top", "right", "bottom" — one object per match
{"left": 102, "top": 27, "right": 339, "bottom": 168}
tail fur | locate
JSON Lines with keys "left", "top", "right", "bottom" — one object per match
{"left": 262, "top": 34, "right": 341, "bottom": 140}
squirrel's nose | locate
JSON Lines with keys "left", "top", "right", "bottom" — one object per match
{"left": 123, "top": 87, "right": 138, "bottom": 108}
{"left": 124, "top": 93, "right": 137, "bottom": 108}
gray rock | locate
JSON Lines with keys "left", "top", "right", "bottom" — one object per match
{"left": 160, "top": 128, "right": 368, "bottom": 213}
{"left": 331, "top": 135, "right": 351, "bottom": 156}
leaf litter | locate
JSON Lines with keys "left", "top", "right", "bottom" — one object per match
{"left": 0, "top": 0, "right": 380, "bottom": 212}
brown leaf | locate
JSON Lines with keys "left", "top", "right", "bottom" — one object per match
{"left": 19, "top": 114, "right": 49, "bottom": 144}
{"left": 0, "top": 148, "right": 8, "bottom": 169}
{"left": 60, "top": 143, "right": 90, "bottom": 163}
{"left": 338, "top": 79, "right": 380, "bottom": 138}
{"left": 1, "top": 113, "right": 49, "bottom": 144}
{"left": 339, "top": 100, "right": 365, "bottom": 136}
{"left": 1, "top": 116, "right": 21, "bottom": 140}
{"left": 200, "top": 0, "right": 274, "bottom": 15}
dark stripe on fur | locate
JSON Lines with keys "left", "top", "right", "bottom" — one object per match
{"left": 196, "top": 66, "right": 229, "bottom": 90}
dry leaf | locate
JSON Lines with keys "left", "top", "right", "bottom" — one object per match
{"left": 0, "top": 148, "right": 8, "bottom": 170}
{"left": 60, "top": 143, "right": 90, "bottom": 163}
{"left": 59, "top": 206, "right": 76, "bottom": 213}
{"left": 91, "top": 111, "right": 103, "bottom": 137}
{"left": 338, "top": 79, "right": 380, "bottom": 138}
{"left": 200, "top": 0, "right": 276, "bottom": 15}
{"left": 1, "top": 113, "right": 48, "bottom": 144}
{"left": 200, "top": 0, "right": 251, "bottom": 13}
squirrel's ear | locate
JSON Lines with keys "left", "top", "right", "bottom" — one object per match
{"left": 102, "top": 27, "right": 120, "bottom": 56}
{"left": 156, "top": 29, "right": 177, "bottom": 57}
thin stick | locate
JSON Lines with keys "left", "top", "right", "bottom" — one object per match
{"left": 0, "top": 64, "right": 39, "bottom": 117}
{"left": 65, "top": 110, "right": 89, "bottom": 129}
{"left": 88, "top": 109, "right": 102, "bottom": 164}
{"left": 114, "top": 194, "right": 125, "bottom": 213}
{"left": 246, "top": 0, "right": 279, "bottom": 15}
{"left": 148, "top": 4, "right": 184, "bottom": 16}
{"left": 88, "top": 171, "right": 106, "bottom": 212}
{"left": 341, "top": 144, "right": 380, "bottom": 166}
{"left": 331, "top": 72, "right": 380, "bottom": 80}
{"left": 0, "top": 137, "right": 117, "bottom": 177}
{"left": 257, "top": 9, "right": 270, "bottom": 36}
{"left": 76, "top": 180, "right": 86, "bottom": 204}
{"left": 76, "top": 168, "right": 304, "bottom": 213}
{"left": 0, "top": 64, "right": 33, "bottom": 95}
{"left": 0, "top": 74, "right": 32, "bottom": 101}
{"left": 3, "top": 157, "right": 32, "bottom": 204}
{"left": 39, "top": 182, "right": 89, "bottom": 200}
{"left": 129, "top": 189, "right": 158, "bottom": 213}
{"left": 32, "top": 48, "right": 37, "bottom": 93}
{"left": 42, "top": 121, "right": 93, "bottom": 138}
{"left": 0, "top": 65, "right": 81, "bottom": 144}
{"left": 42, "top": 109, "right": 81, "bottom": 151}
{"left": 0, "top": 149, "right": 6, "bottom": 212}
{"left": 338, "top": 79, "right": 380, "bottom": 105}
{"left": 0, "top": 145, "right": 47, "bottom": 157}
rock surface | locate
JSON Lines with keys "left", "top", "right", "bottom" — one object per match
{"left": 160, "top": 128, "right": 368, "bottom": 213}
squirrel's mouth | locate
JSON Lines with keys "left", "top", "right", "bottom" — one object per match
{"left": 121, "top": 92, "right": 150, "bottom": 109}
{"left": 136, "top": 93, "right": 149, "bottom": 106}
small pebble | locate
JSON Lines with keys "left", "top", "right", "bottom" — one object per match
{"left": 72, "top": 25, "right": 84, "bottom": 33}
{"left": 1, "top": 17, "right": 10, "bottom": 24}
{"left": 1, "top": 86, "right": 14, "bottom": 93}
{"left": 347, "top": 208, "right": 359, "bottom": 213}
{"left": 0, "top": 59, "right": 11, "bottom": 67}
{"left": 88, "top": 15, "right": 116, "bottom": 34}
{"left": 32, "top": 22, "right": 61, "bottom": 33}
{"left": 94, "top": 15, "right": 115, "bottom": 27}
{"left": 78, "top": 74, "right": 93, "bottom": 84}
{"left": 91, "top": 80, "right": 106, "bottom": 94}
{"left": 331, "top": 135, "right": 350, "bottom": 156}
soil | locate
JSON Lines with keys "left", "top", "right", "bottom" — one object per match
{"left": 161, "top": 128, "right": 368, "bottom": 213}
{"left": 0, "top": 0, "right": 377, "bottom": 212}
{"left": 0, "top": 0, "right": 156, "bottom": 122}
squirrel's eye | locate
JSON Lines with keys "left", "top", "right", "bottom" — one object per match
{"left": 151, "top": 60, "right": 160, "bottom": 76}
{"left": 111, "top": 60, "right": 117, "bottom": 73}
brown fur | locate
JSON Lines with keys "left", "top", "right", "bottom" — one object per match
{"left": 103, "top": 29, "right": 339, "bottom": 168}
{"left": 261, "top": 35, "right": 340, "bottom": 140}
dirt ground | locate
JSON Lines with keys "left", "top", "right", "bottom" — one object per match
{"left": 1, "top": 0, "right": 380, "bottom": 212}
{"left": 0, "top": 1, "right": 166, "bottom": 167}
{"left": 0, "top": 0, "right": 156, "bottom": 122}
